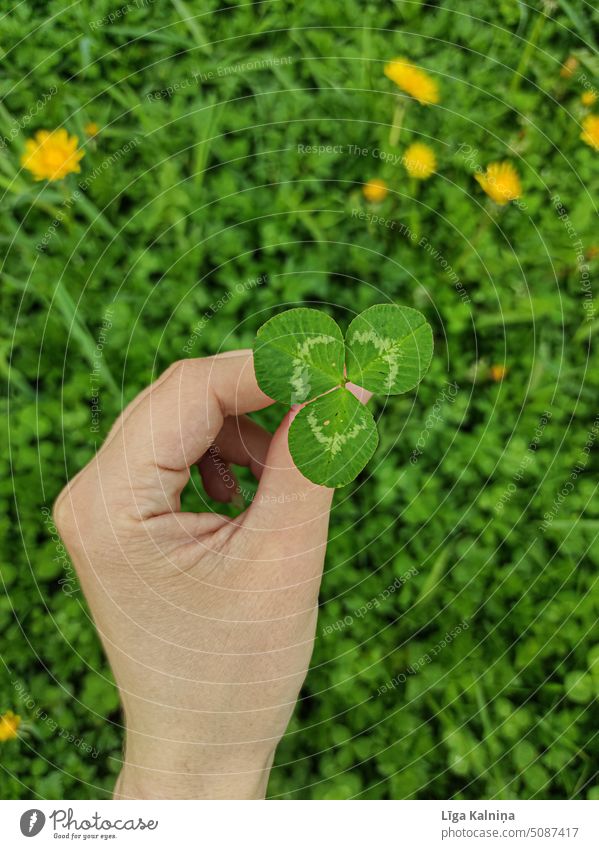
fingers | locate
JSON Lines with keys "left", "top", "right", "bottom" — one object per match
{"left": 101, "top": 351, "right": 273, "bottom": 518}
{"left": 197, "top": 450, "right": 239, "bottom": 504}
{"left": 211, "top": 414, "right": 272, "bottom": 478}
{"left": 197, "top": 415, "right": 272, "bottom": 504}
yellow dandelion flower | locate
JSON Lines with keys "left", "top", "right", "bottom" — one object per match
{"left": 384, "top": 57, "right": 440, "bottom": 105}
{"left": 560, "top": 56, "right": 578, "bottom": 78}
{"left": 403, "top": 142, "right": 436, "bottom": 180}
{"left": 0, "top": 711, "right": 21, "bottom": 742}
{"left": 581, "top": 91, "right": 597, "bottom": 107}
{"left": 581, "top": 115, "right": 599, "bottom": 151}
{"left": 21, "top": 129, "right": 84, "bottom": 181}
{"left": 490, "top": 365, "right": 507, "bottom": 382}
{"left": 84, "top": 122, "right": 99, "bottom": 136}
{"left": 362, "top": 178, "right": 388, "bottom": 203}
{"left": 475, "top": 162, "right": 522, "bottom": 206}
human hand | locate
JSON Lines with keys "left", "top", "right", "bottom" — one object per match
{"left": 53, "top": 351, "right": 347, "bottom": 799}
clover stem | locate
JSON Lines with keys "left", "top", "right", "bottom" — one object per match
{"left": 389, "top": 99, "right": 408, "bottom": 146}
{"left": 409, "top": 177, "right": 420, "bottom": 242}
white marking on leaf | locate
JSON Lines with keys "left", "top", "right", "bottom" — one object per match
{"left": 290, "top": 334, "right": 333, "bottom": 400}
{"left": 307, "top": 407, "right": 366, "bottom": 456}
{"left": 351, "top": 329, "right": 404, "bottom": 390}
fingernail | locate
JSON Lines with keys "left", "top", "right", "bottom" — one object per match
{"left": 287, "top": 404, "right": 303, "bottom": 425}
{"left": 345, "top": 382, "right": 373, "bottom": 405}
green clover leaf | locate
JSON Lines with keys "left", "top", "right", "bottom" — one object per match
{"left": 345, "top": 304, "right": 434, "bottom": 395}
{"left": 288, "top": 388, "right": 379, "bottom": 487}
{"left": 253, "top": 304, "right": 434, "bottom": 487}
{"left": 253, "top": 308, "right": 345, "bottom": 405}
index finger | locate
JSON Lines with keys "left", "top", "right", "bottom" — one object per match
{"left": 104, "top": 350, "right": 273, "bottom": 517}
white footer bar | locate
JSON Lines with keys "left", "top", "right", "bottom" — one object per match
{"left": 0, "top": 800, "right": 596, "bottom": 848}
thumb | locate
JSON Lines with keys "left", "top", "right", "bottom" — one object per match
{"left": 242, "top": 405, "right": 334, "bottom": 534}
{"left": 243, "top": 383, "right": 372, "bottom": 535}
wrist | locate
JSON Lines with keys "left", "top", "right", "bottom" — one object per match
{"left": 115, "top": 733, "right": 276, "bottom": 800}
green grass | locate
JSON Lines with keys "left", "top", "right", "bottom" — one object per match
{"left": 1, "top": 0, "right": 598, "bottom": 800}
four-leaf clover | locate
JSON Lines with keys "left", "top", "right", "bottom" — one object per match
{"left": 253, "top": 305, "right": 434, "bottom": 487}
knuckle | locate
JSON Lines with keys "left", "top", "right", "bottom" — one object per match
{"left": 165, "top": 359, "right": 186, "bottom": 378}
{"left": 52, "top": 463, "right": 97, "bottom": 543}
{"left": 52, "top": 486, "right": 78, "bottom": 541}
{"left": 167, "top": 358, "right": 198, "bottom": 379}
{"left": 161, "top": 358, "right": 201, "bottom": 392}
{"left": 163, "top": 357, "right": 210, "bottom": 398}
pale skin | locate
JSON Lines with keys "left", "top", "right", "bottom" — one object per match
{"left": 54, "top": 350, "right": 368, "bottom": 799}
